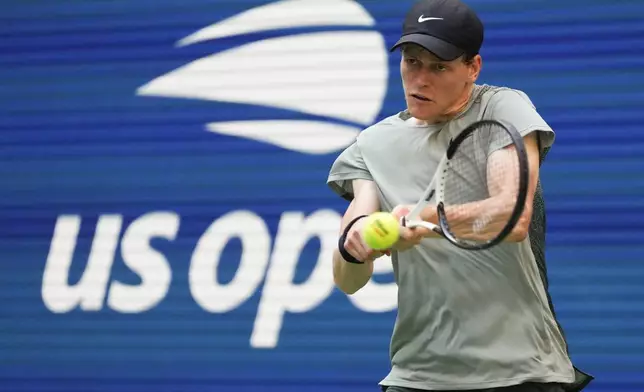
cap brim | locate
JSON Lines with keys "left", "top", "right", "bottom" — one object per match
{"left": 390, "top": 33, "right": 464, "bottom": 61}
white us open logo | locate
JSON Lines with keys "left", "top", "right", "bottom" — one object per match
{"left": 136, "top": 0, "right": 389, "bottom": 155}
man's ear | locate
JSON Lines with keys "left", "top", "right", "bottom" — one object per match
{"left": 469, "top": 54, "right": 482, "bottom": 82}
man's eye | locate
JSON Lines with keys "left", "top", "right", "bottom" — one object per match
{"left": 406, "top": 58, "right": 419, "bottom": 65}
{"left": 433, "top": 64, "right": 447, "bottom": 72}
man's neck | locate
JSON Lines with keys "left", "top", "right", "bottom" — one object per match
{"left": 441, "top": 84, "right": 475, "bottom": 120}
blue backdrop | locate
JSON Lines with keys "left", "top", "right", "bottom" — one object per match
{"left": 2, "top": 0, "right": 643, "bottom": 391}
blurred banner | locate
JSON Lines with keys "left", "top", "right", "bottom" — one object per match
{"left": 1, "top": 1, "right": 643, "bottom": 391}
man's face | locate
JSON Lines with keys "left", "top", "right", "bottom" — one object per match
{"left": 400, "top": 44, "right": 480, "bottom": 122}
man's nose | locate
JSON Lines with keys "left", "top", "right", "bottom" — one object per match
{"left": 413, "top": 69, "right": 434, "bottom": 88}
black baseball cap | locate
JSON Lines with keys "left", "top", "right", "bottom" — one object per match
{"left": 390, "top": 0, "right": 484, "bottom": 61}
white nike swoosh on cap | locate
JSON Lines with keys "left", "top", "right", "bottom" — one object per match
{"left": 418, "top": 15, "right": 444, "bottom": 22}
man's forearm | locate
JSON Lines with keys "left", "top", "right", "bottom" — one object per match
{"left": 420, "top": 194, "right": 528, "bottom": 242}
{"left": 332, "top": 179, "right": 381, "bottom": 294}
{"left": 332, "top": 249, "right": 374, "bottom": 295}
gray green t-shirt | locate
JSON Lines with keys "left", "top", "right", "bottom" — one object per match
{"left": 327, "top": 84, "right": 576, "bottom": 390}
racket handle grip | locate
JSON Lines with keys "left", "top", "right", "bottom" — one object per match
{"left": 400, "top": 217, "right": 442, "bottom": 234}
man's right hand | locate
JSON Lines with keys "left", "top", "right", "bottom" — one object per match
{"left": 390, "top": 205, "right": 436, "bottom": 251}
{"left": 342, "top": 216, "right": 389, "bottom": 263}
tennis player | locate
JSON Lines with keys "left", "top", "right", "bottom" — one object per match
{"left": 326, "top": 0, "right": 593, "bottom": 391}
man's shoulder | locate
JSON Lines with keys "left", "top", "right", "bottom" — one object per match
{"left": 474, "top": 84, "right": 537, "bottom": 110}
{"left": 355, "top": 111, "right": 407, "bottom": 141}
{"left": 363, "top": 112, "right": 406, "bottom": 131}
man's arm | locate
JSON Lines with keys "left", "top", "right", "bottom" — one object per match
{"left": 332, "top": 179, "right": 381, "bottom": 295}
{"left": 491, "top": 131, "right": 541, "bottom": 241}
{"left": 417, "top": 132, "right": 541, "bottom": 242}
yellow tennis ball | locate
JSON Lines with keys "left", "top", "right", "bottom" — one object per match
{"left": 362, "top": 212, "right": 400, "bottom": 250}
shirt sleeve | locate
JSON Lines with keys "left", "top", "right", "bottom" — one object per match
{"left": 485, "top": 89, "right": 555, "bottom": 161}
{"left": 326, "top": 140, "right": 373, "bottom": 201}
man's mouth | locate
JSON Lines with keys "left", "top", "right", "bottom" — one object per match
{"left": 411, "top": 93, "right": 431, "bottom": 102}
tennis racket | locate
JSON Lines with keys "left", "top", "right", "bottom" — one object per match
{"left": 400, "top": 119, "right": 529, "bottom": 250}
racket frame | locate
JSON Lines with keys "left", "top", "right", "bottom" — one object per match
{"left": 401, "top": 119, "right": 530, "bottom": 250}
